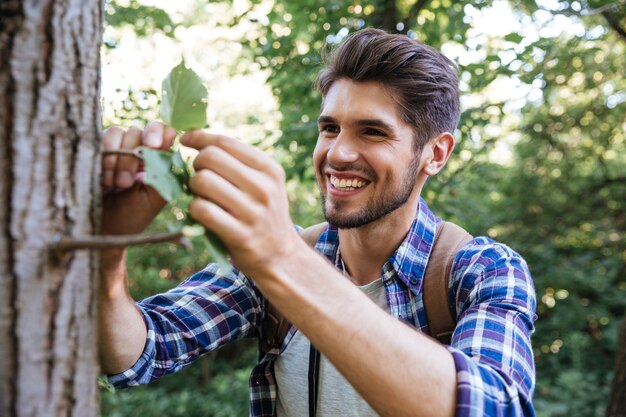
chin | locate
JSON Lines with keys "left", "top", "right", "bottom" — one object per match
{"left": 323, "top": 207, "right": 376, "bottom": 229}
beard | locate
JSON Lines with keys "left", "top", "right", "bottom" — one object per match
{"left": 319, "top": 155, "right": 420, "bottom": 229}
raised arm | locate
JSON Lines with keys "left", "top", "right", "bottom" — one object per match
{"left": 98, "top": 122, "right": 176, "bottom": 374}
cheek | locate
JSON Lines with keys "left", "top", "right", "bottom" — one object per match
{"left": 312, "top": 140, "right": 327, "bottom": 179}
{"left": 370, "top": 154, "right": 406, "bottom": 184}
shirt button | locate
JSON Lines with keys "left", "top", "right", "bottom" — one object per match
{"left": 409, "top": 277, "right": 418, "bottom": 285}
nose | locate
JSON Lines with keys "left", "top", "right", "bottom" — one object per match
{"left": 327, "top": 132, "right": 359, "bottom": 165}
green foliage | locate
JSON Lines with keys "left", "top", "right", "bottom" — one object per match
{"left": 142, "top": 148, "right": 186, "bottom": 202}
{"left": 104, "top": 0, "right": 176, "bottom": 46}
{"left": 139, "top": 148, "right": 231, "bottom": 270}
{"left": 103, "top": 87, "right": 160, "bottom": 127}
{"left": 139, "top": 60, "right": 230, "bottom": 269}
{"left": 160, "top": 60, "right": 209, "bottom": 131}
{"left": 101, "top": 342, "right": 256, "bottom": 417}
{"left": 535, "top": 369, "right": 612, "bottom": 417}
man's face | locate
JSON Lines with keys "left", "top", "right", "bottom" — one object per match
{"left": 313, "top": 79, "right": 423, "bottom": 229}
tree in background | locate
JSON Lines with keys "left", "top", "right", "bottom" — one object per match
{"left": 0, "top": 1, "right": 102, "bottom": 416}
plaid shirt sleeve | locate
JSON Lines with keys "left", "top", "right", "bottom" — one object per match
{"left": 448, "top": 237, "right": 537, "bottom": 417}
{"left": 108, "top": 263, "right": 263, "bottom": 387}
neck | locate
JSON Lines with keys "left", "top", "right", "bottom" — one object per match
{"left": 337, "top": 197, "right": 419, "bottom": 286}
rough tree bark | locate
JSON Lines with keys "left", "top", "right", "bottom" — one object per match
{"left": 607, "top": 317, "right": 626, "bottom": 417}
{"left": 0, "top": 1, "right": 103, "bottom": 416}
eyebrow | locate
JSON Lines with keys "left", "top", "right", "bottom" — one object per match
{"left": 317, "top": 115, "right": 394, "bottom": 131}
{"left": 317, "top": 115, "right": 336, "bottom": 124}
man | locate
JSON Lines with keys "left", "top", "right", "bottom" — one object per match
{"left": 100, "top": 28, "right": 537, "bottom": 417}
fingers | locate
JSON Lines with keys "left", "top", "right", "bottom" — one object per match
{"left": 142, "top": 121, "right": 176, "bottom": 150}
{"left": 142, "top": 121, "right": 163, "bottom": 148}
{"left": 102, "top": 121, "right": 176, "bottom": 190}
{"left": 102, "top": 127, "right": 142, "bottom": 189}
{"left": 102, "top": 126, "right": 125, "bottom": 188}
{"left": 164, "top": 126, "right": 177, "bottom": 147}
{"left": 192, "top": 146, "right": 267, "bottom": 198}
{"left": 115, "top": 127, "right": 142, "bottom": 188}
{"left": 189, "top": 169, "right": 257, "bottom": 222}
{"left": 181, "top": 131, "right": 281, "bottom": 178}
{"left": 182, "top": 131, "right": 298, "bottom": 277}
{"left": 182, "top": 131, "right": 288, "bottom": 222}
{"left": 188, "top": 198, "right": 242, "bottom": 245}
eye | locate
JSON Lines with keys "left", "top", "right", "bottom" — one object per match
{"left": 363, "top": 128, "right": 386, "bottom": 137}
{"left": 319, "top": 124, "right": 340, "bottom": 134}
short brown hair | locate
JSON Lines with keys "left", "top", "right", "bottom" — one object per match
{"left": 315, "top": 28, "right": 460, "bottom": 150}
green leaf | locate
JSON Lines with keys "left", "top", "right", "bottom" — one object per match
{"left": 504, "top": 33, "right": 523, "bottom": 44}
{"left": 171, "top": 149, "right": 186, "bottom": 173}
{"left": 98, "top": 375, "right": 115, "bottom": 394}
{"left": 205, "top": 229, "right": 230, "bottom": 272}
{"left": 143, "top": 147, "right": 231, "bottom": 271}
{"left": 160, "top": 59, "right": 208, "bottom": 131}
{"left": 142, "top": 148, "right": 183, "bottom": 202}
{"left": 171, "top": 149, "right": 190, "bottom": 187}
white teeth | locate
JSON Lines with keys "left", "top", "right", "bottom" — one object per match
{"left": 330, "top": 175, "right": 366, "bottom": 190}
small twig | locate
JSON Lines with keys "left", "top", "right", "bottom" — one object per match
{"left": 50, "top": 231, "right": 189, "bottom": 252}
{"left": 102, "top": 148, "right": 144, "bottom": 159}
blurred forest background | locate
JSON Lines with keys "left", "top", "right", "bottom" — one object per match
{"left": 99, "top": 0, "right": 626, "bottom": 416}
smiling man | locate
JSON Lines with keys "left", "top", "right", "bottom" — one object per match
{"left": 99, "top": 28, "right": 537, "bottom": 417}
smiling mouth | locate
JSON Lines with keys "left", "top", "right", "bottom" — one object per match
{"left": 328, "top": 175, "right": 368, "bottom": 191}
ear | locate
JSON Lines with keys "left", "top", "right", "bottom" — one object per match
{"left": 423, "top": 132, "right": 455, "bottom": 176}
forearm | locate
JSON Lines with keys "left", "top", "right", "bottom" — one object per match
{"left": 255, "top": 243, "right": 457, "bottom": 417}
{"left": 99, "top": 249, "right": 148, "bottom": 375}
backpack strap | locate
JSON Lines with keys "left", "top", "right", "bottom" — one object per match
{"left": 259, "top": 223, "right": 327, "bottom": 356}
{"left": 422, "top": 221, "right": 473, "bottom": 345}
{"left": 260, "top": 220, "right": 472, "bottom": 355}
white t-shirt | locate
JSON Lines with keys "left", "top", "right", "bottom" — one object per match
{"left": 274, "top": 278, "right": 387, "bottom": 417}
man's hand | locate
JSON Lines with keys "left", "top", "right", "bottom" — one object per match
{"left": 101, "top": 121, "right": 176, "bottom": 237}
{"left": 99, "top": 122, "right": 176, "bottom": 373}
{"left": 181, "top": 131, "right": 304, "bottom": 278}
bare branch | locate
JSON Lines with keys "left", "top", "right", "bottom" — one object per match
{"left": 50, "top": 231, "right": 189, "bottom": 252}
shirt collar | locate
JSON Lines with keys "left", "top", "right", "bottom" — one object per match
{"left": 315, "top": 197, "right": 440, "bottom": 294}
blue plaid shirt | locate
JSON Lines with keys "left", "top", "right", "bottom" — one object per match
{"left": 109, "top": 198, "right": 537, "bottom": 416}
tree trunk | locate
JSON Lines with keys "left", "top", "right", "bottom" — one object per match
{"left": 608, "top": 317, "right": 626, "bottom": 417}
{"left": 0, "top": 1, "right": 103, "bottom": 416}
